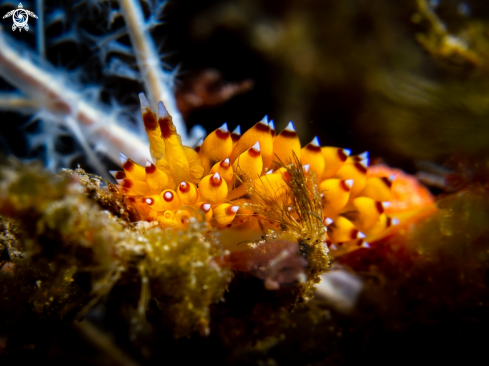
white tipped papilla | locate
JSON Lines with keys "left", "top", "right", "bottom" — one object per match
{"left": 157, "top": 101, "right": 169, "bottom": 119}
{"left": 325, "top": 217, "right": 334, "bottom": 225}
{"left": 109, "top": 170, "right": 124, "bottom": 179}
{"left": 119, "top": 152, "right": 128, "bottom": 165}
{"left": 343, "top": 148, "right": 352, "bottom": 157}
{"left": 358, "top": 151, "right": 369, "bottom": 160}
{"left": 251, "top": 141, "right": 261, "bottom": 152}
{"left": 302, "top": 164, "right": 310, "bottom": 173}
{"left": 345, "top": 179, "right": 354, "bottom": 189}
{"left": 358, "top": 232, "right": 366, "bottom": 239}
{"left": 219, "top": 122, "right": 229, "bottom": 133}
{"left": 232, "top": 125, "right": 241, "bottom": 135}
{"left": 139, "top": 92, "right": 150, "bottom": 109}
{"left": 310, "top": 136, "right": 320, "bottom": 147}
{"left": 285, "top": 121, "right": 295, "bottom": 131}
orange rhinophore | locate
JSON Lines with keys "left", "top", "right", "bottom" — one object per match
{"left": 157, "top": 102, "right": 204, "bottom": 185}
{"left": 140, "top": 93, "right": 165, "bottom": 161}
{"left": 115, "top": 93, "right": 435, "bottom": 259}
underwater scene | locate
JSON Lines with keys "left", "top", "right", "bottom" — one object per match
{"left": 1, "top": 0, "right": 489, "bottom": 364}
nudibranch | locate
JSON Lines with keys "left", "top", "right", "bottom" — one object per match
{"left": 112, "top": 93, "right": 433, "bottom": 256}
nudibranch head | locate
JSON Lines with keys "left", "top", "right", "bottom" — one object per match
{"left": 114, "top": 93, "right": 414, "bottom": 257}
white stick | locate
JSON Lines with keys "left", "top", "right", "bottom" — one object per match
{"left": 0, "top": 27, "right": 150, "bottom": 165}
{"left": 118, "top": 0, "right": 187, "bottom": 141}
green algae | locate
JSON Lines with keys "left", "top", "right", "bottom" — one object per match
{"left": 0, "top": 160, "right": 232, "bottom": 341}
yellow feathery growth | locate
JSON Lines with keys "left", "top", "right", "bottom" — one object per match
{"left": 117, "top": 93, "right": 421, "bottom": 259}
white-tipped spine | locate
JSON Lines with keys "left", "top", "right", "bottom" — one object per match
{"left": 285, "top": 121, "right": 295, "bottom": 132}
{"left": 310, "top": 136, "right": 320, "bottom": 147}
{"left": 232, "top": 125, "right": 241, "bottom": 135}
{"left": 251, "top": 141, "right": 261, "bottom": 152}
{"left": 219, "top": 122, "right": 229, "bottom": 133}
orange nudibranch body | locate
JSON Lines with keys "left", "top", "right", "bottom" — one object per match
{"left": 200, "top": 123, "right": 233, "bottom": 175}
{"left": 116, "top": 93, "right": 435, "bottom": 257}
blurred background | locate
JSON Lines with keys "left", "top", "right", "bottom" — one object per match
{"left": 2, "top": 0, "right": 489, "bottom": 178}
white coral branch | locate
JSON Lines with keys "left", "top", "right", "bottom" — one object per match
{"left": 118, "top": 0, "right": 191, "bottom": 140}
{"left": 0, "top": 27, "right": 151, "bottom": 169}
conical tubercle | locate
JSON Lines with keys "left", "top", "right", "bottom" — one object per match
{"left": 157, "top": 101, "right": 176, "bottom": 139}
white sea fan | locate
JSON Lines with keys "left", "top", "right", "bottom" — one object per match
{"left": 0, "top": 0, "right": 204, "bottom": 177}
